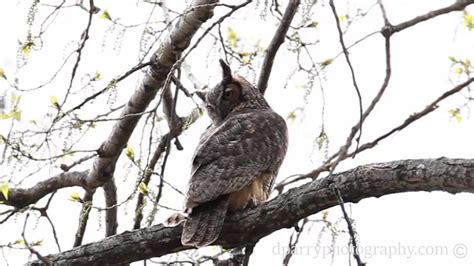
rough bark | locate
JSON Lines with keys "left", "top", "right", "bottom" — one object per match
{"left": 0, "top": 171, "right": 89, "bottom": 208}
{"left": 85, "top": 0, "right": 218, "bottom": 189}
{"left": 257, "top": 0, "right": 300, "bottom": 94}
{"left": 32, "top": 158, "right": 474, "bottom": 264}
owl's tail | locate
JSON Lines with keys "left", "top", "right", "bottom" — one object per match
{"left": 181, "top": 195, "right": 230, "bottom": 247}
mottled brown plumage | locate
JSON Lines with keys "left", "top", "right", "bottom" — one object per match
{"left": 181, "top": 60, "right": 288, "bottom": 247}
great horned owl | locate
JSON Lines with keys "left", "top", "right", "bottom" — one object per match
{"left": 181, "top": 60, "right": 288, "bottom": 247}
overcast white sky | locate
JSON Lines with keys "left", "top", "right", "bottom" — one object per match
{"left": 1, "top": 0, "right": 474, "bottom": 265}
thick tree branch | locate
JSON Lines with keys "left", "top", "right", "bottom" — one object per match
{"left": 85, "top": 0, "right": 218, "bottom": 189}
{"left": 104, "top": 179, "right": 118, "bottom": 237}
{"left": 0, "top": 171, "right": 88, "bottom": 209}
{"left": 35, "top": 158, "right": 474, "bottom": 264}
{"left": 73, "top": 190, "right": 94, "bottom": 248}
{"left": 257, "top": 0, "right": 300, "bottom": 94}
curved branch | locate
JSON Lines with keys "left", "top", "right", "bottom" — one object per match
{"left": 35, "top": 158, "right": 474, "bottom": 264}
{"left": 0, "top": 171, "right": 88, "bottom": 209}
{"left": 382, "top": 0, "right": 474, "bottom": 37}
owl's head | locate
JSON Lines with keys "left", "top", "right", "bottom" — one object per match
{"left": 196, "top": 60, "right": 269, "bottom": 123}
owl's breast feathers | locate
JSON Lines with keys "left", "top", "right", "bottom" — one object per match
{"left": 184, "top": 110, "right": 288, "bottom": 211}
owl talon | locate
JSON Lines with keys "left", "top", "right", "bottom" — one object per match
{"left": 164, "top": 213, "right": 187, "bottom": 227}
{"left": 247, "top": 199, "right": 258, "bottom": 209}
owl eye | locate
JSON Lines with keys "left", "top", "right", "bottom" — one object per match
{"left": 223, "top": 88, "right": 233, "bottom": 100}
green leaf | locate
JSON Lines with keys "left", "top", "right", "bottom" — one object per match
{"left": 13, "top": 239, "right": 24, "bottom": 245}
{"left": 448, "top": 108, "right": 462, "bottom": 123}
{"left": 448, "top": 56, "right": 457, "bottom": 63}
{"left": 93, "top": 71, "right": 102, "bottom": 81}
{"left": 11, "top": 110, "right": 21, "bottom": 121}
{"left": 100, "top": 10, "right": 112, "bottom": 20}
{"left": 316, "top": 131, "right": 329, "bottom": 151}
{"left": 125, "top": 145, "right": 135, "bottom": 161}
{"left": 0, "top": 112, "right": 10, "bottom": 120}
{"left": 1, "top": 183, "right": 9, "bottom": 200}
{"left": 238, "top": 52, "right": 251, "bottom": 64}
{"left": 462, "top": 58, "right": 471, "bottom": 68}
{"left": 227, "top": 27, "right": 238, "bottom": 48}
{"left": 0, "top": 67, "right": 6, "bottom": 79}
{"left": 20, "top": 40, "right": 35, "bottom": 57}
{"left": 50, "top": 96, "right": 59, "bottom": 109}
{"left": 138, "top": 182, "right": 148, "bottom": 195}
{"left": 68, "top": 192, "right": 82, "bottom": 202}
{"left": 464, "top": 11, "right": 474, "bottom": 30}
{"left": 338, "top": 15, "right": 347, "bottom": 22}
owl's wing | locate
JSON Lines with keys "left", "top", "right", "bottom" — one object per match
{"left": 185, "top": 111, "right": 288, "bottom": 208}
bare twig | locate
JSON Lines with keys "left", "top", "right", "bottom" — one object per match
{"left": 147, "top": 81, "right": 182, "bottom": 226}
{"left": 59, "top": 61, "right": 151, "bottom": 120}
{"left": 33, "top": 193, "right": 62, "bottom": 252}
{"left": 133, "top": 131, "right": 176, "bottom": 229}
{"left": 283, "top": 218, "right": 309, "bottom": 266}
{"left": 381, "top": 0, "right": 474, "bottom": 37}
{"left": 347, "top": 77, "right": 474, "bottom": 157}
{"left": 333, "top": 187, "right": 365, "bottom": 266}
{"left": 59, "top": 0, "right": 95, "bottom": 108}
{"left": 377, "top": 0, "right": 390, "bottom": 25}
{"left": 275, "top": 77, "right": 474, "bottom": 191}
{"left": 274, "top": 0, "right": 473, "bottom": 190}
{"left": 133, "top": 108, "right": 199, "bottom": 228}
{"left": 44, "top": 214, "right": 61, "bottom": 252}
{"left": 60, "top": 154, "right": 96, "bottom": 172}
{"left": 328, "top": 0, "right": 363, "bottom": 158}
{"left": 22, "top": 213, "right": 50, "bottom": 265}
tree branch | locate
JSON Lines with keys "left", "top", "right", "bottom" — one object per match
{"left": 333, "top": 187, "right": 365, "bottom": 266}
{"left": 85, "top": 0, "right": 219, "bottom": 189}
{"left": 257, "top": 0, "right": 300, "bottom": 94}
{"left": 73, "top": 190, "right": 94, "bottom": 248}
{"left": 381, "top": 0, "right": 474, "bottom": 37}
{"left": 34, "top": 158, "right": 474, "bottom": 264}
{"left": 103, "top": 179, "right": 118, "bottom": 237}
{"left": 0, "top": 171, "right": 89, "bottom": 209}
{"left": 328, "top": 0, "right": 363, "bottom": 158}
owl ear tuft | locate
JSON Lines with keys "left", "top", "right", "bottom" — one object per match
{"left": 219, "top": 59, "right": 232, "bottom": 82}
